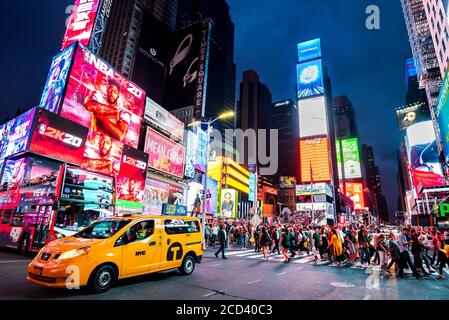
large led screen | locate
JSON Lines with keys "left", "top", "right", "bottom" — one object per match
{"left": 436, "top": 71, "right": 449, "bottom": 162}
{"left": 39, "top": 44, "right": 76, "bottom": 113}
{"left": 184, "top": 130, "right": 197, "bottom": 179}
{"left": 1, "top": 158, "right": 28, "bottom": 189}
{"left": 396, "top": 103, "right": 431, "bottom": 131}
{"left": 145, "top": 127, "right": 186, "bottom": 178}
{"left": 144, "top": 178, "right": 170, "bottom": 215}
{"left": 144, "top": 97, "right": 185, "bottom": 142}
{"left": 298, "top": 38, "right": 322, "bottom": 63}
{"left": 406, "top": 121, "right": 443, "bottom": 192}
{"left": 341, "top": 138, "right": 362, "bottom": 179}
{"left": 60, "top": 44, "right": 145, "bottom": 149}
{"left": 297, "top": 60, "right": 324, "bottom": 99}
{"left": 298, "top": 96, "right": 328, "bottom": 138}
{"left": 30, "top": 108, "right": 89, "bottom": 165}
{"left": 116, "top": 146, "right": 148, "bottom": 214}
{"left": 219, "top": 189, "right": 238, "bottom": 219}
{"left": 345, "top": 182, "right": 365, "bottom": 210}
{"left": 299, "top": 138, "right": 331, "bottom": 183}
{"left": 279, "top": 176, "right": 297, "bottom": 189}
{"left": 62, "top": 0, "right": 101, "bottom": 50}
{"left": 0, "top": 109, "right": 35, "bottom": 166}
{"left": 336, "top": 140, "right": 343, "bottom": 180}
{"left": 82, "top": 130, "right": 123, "bottom": 176}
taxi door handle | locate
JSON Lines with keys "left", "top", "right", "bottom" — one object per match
{"left": 186, "top": 234, "right": 191, "bottom": 237}
{"left": 167, "top": 239, "right": 171, "bottom": 245}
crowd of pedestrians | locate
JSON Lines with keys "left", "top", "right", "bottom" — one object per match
{"left": 205, "top": 219, "right": 449, "bottom": 280}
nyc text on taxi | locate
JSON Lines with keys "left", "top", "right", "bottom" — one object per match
{"left": 27, "top": 216, "right": 203, "bottom": 293}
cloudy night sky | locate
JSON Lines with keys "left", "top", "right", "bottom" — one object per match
{"left": 0, "top": 1, "right": 411, "bottom": 216}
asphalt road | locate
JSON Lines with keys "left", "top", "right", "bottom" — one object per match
{"left": 0, "top": 247, "right": 448, "bottom": 300}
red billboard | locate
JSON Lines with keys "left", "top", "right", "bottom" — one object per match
{"left": 62, "top": 0, "right": 101, "bottom": 50}
{"left": 82, "top": 130, "right": 123, "bottom": 176}
{"left": 144, "top": 127, "right": 186, "bottom": 178}
{"left": 116, "top": 146, "right": 148, "bottom": 214}
{"left": 60, "top": 44, "right": 145, "bottom": 149}
{"left": 345, "top": 182, "right": 365, "bottom": 210}
{"left": 299, "top": 138, "right": 331, "bottom": 183}
{"left": 29, "top": 108, "right": 89, "bottom": 165}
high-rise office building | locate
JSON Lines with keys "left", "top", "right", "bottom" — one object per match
{"left": 422, "top": 0, "right": 449, "bottom": 77}
{"left": 175, "top": 0, "right": 236, "bottom": 131}
{"left": 333, "top": 95, "right": 358, "bottom": 139}
{"left": 99, "top": 0, "right": 178, "bottom": 79}
{"left": 272, "top": 99, "right": 298, "bottom": 181}
{"left": 237, "top": 70, "right": 273, "bottom": 167}
{"left": 405, "top": 57, "right": 430, "bottom": 106}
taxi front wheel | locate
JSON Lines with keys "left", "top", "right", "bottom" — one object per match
{"left": 179, "top": 255, "right": 195, "bottom": 275}
{"left": 89, "top": 265, "right": 116, "bottom": 293}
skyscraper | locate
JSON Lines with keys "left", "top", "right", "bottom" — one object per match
{"left": 237, "top": 70, "right": 273, "bottom": 168}
{"left": 272, "top": 99, "right": 298, "bottom": 181}
{"left": 333, "top": 95, "right": 358, "bottom": 139}
{"left": 175, "top": 0, "right": 236, "bottom": 130}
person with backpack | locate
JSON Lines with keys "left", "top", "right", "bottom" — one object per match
{"left": 280, "top": 227, "right": 290, "bottom": 263}
{"left": 253, "top": 226, "right": 261, "bottom": 253}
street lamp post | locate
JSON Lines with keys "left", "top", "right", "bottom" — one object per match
{"left": 188, "top": 111, "right": 234, "bottom": 248}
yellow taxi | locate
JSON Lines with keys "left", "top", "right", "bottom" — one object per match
{"left": 27, "top": 216, "right": 203, "bottom": 293}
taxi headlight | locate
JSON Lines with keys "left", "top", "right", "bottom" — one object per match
{"left": 54, "top": 231, "right": 65, "bottom": 240}
{"left": 58, "top": 247, "right": 91, "bottom": 260}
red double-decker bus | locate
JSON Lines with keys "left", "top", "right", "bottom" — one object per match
{"left": 0, "top": 162, "right": 114, "bottom": 255}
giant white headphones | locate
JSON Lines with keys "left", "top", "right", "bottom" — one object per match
{"left": 183, "top": 57, "right": 199, "bottom": 88}
{"left": 170, "top": 34, "right": 193, "bottom": 75}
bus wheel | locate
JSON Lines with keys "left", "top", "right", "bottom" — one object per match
{"left": 89, "top": 265, "right": 115, "bottom": 293}
{"left": 19, "top": 234, "right": 30, "bottom": 257}
{"left": 179, "top": 255, "right": 195, "bottom": 275}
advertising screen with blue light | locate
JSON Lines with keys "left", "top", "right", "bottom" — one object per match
{"left": 297, "top": 60, "right": 324, "bottom": 99}
{"left": 298, "top": 38, "right": 322, "bottom": 63}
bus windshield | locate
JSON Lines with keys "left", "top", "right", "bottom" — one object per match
{"left": 75, "top": 219, "right": 130, "bottom": 239}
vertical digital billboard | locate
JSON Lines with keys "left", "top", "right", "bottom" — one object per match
{"left": 116, "top": 146, "right": 148, "bottom": 214}
{"left": 296, "top": 60, "right": 324, "bottom": 99}
{"left": 0, "top": 158, "right": 28, "bottom": 188}
{"left": 345, "top": 182, "right": 365, "bottom": 210}
{"left": 163, "top": 22, "right": 211, "bottom": 119}
{"left": 144, "top": 97, "right": 185, "bottom": 142}
{"left": 29, "top": 108, "right": 89, "bottom": 165}
{"left": 184, "top": 130, "right": 197, "bottom": 179}
{"left": 62, "top": 0, "right": 101, "bottom": 50}
{"left": 144, "top": 127, "right": 186, "bottom": 178}
{"left": 298, "top": 96, "right": 328, "bottom": 138}
{"left": 0, "top": 108, "right": 35, "bottom": 165}
{"left": 39, "top": 44, "right": 76, "bottom": 113}
{"left": 298, "top": 38, "right": 322, "bottom": 63}
{"left": 436, "top": 71, "right": 449, "bottom": 162}
{"left": 299, "top": 138, "right": 331, "bottom": 183}
{"left": 82, "top": 130, "right": 123, "bottom": 177}
{"left": 406, "top": 121, "right": 443, "bottom": 192}
{"left": 336, "top": 140, "right": 343, "bottom": 180}
{"left": 60, "top": 44, "right": 145, "bottom": 149}
{"left": 219, "top": 189, "right": 238, "bottom": 219}
{"left": 341, "top": 138, "right": 362, "bottom": 179}
{"left": 249, "top": 173, "right": 256, "bottom": 202}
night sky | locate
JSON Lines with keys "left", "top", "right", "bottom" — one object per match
{"left": 0, "top": 1, "right": 411, "bottom": 216}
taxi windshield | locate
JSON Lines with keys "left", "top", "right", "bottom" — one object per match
{"left": 75, "top": 219, "right": 130, "bottom": 239}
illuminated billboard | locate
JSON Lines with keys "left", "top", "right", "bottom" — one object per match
{"left": 0, "top": 108, "right": 36, "bottom": 165}
{"left": 249, "top": 173, "right": 256, "bottom": 202}
{"left": 341, "top": 138, "right": 362, "bottom": 179}
{"left": 279, "top": 176, "right": 296, "bottom": 189}
{"left": 30, "top": 108, "right": 89, "bottom": 165}
{"left": 82, "top": 130, "right": 123, "bottom": 176}
{"left": 144, "top": 97, "right": 185, "bottom": 142}
{"left": 145, "top": 127, "right": 186, "bottom": 178}
{"left": 406, "top": 121, "right": 443, "bottom": 192}
{"left": 1, "top": 158, "right": 28, "bottom": 189}
{"left": 144, "top": 178, "right": 169, "bottom": 215}
{"left": 436, "top": 71, "right": 449, "bottom": 162}
{"left": 336, "top": 140, "right": 343, "bottom": 180}
{"left": 299, "top": 138, "right": 331, "bottom": 183}
{"left": 297, "top": 60, "right": 324, "bottom": 99}
{"left": 298, "top": 38, "right": 322, "bottom": 63}
{"left": 298, "top": 96, "right": 328, "bottom": 138}
{"left": 39, "top": 44, "right": 76, "bottom": 113}
{"left": 116, "top": 146, "right": 148, "bottom": 214}
{"left": 345, "top": 182, "right": 365, "bottom": 210}
{"left": 219, "top": 189, "right": 238, "bottom": 219}
{"left": 60, "top": 44, "right": 145, "bottom": 149}
{"left": 184, "top": 131, "right": 197, "bottom": 179}
{"left": 62, "top": 0, "right": 101, "bottom": 50}
{"left": 296, "top": 183, "right": 327, "bottom": 196}
{"left": 396, "top": 103, "right": 431, "bottom": 131}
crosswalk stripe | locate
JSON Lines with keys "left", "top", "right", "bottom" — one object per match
{"left": 223, "top": 250, "right": 253, "bottom": 256}
{"left": 237, "top": 252, "right": 261, "bottom": 257}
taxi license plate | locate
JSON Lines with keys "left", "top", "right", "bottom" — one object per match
{"left": 34, "top": 267, "right": 43, "bottom": 276}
